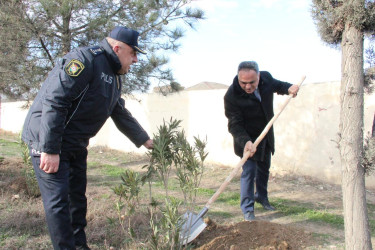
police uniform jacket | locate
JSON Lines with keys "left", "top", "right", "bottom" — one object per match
{"left": 224, "top": 71, "right": 291, "bottom": 161}
{"left": 22, "top": 39, "right": 150, "bottom": 154}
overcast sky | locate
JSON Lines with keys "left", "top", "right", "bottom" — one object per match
{"left": 166, "top": 0, "right": 342, "bottom": 88}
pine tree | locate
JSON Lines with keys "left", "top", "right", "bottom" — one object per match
{"left": 0, "top": 0, "right": 204, "bottom": 99}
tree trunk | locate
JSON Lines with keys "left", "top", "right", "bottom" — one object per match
{"left": 340, "top": 9, "right": 372, "bottom": 249}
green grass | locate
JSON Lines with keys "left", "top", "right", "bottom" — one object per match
{"left": 153, "top": 178, "right": 181, "bottom": 191}
{"left": 145, "top": 177, "right": 219, "bottom": 198}
{"left": 0, "top": 138, "right": 21, "bottom": 157}
{"left": 196, "top": 187, "right": 215, "bottom": 196}
{"left": 87, "top": 146, "right": 143, "bottom": 165}
{"left": 148, "top": 193, "right": 185, "bottom": 204}
{"left": 96, "top": 163, "right": 144, "bottom": 178}
{"left": 87, "top": 161, "right": 100, "bottom": 168}
{"left": 367, "top": 203, "right": 375, "bottom": 219}
{"left": 272, "top": 198, "right": 344, "bottom": 228}
{"left": 0, "top": 229, "right": 30, "bottom": 248}
{"left": 369, "top": 219, "right": 375, "bottom": 235}
{"left": 304, "top": 210, "right": 343, "bottom": 226}
{"left": 217, "top": 192, "right": 240, "bottom": 206}
{"left": 92, "top": 193, "right": 112, "bottom": 201}
{"left": 14, "top": 233, "right": 29, "bottom": 249}
{"left": 201, "top": 193, "right": 362, "bottom": 231}
{"left": 0, "top": 231, "right": 10, "bottom": 246}
{"left": 101, "top": 164, "right": 126, "bottom": 177}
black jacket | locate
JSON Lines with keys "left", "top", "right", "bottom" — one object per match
{"left": 224, "top": 71, "right": 291, "bottom": 160}
{"left": 22, "top": 39, "right": 150, "bottom": 154}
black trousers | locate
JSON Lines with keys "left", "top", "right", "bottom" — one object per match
{"left": 30, "top": 148, "right": 88, "bottom": 250}
{"left": 240, "top": 149, "right": 271, "bottom": 214}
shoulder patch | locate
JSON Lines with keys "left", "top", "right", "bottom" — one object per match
{"left": 89, "top": 46, "right": 104, "bottom": 56}
{"left": 65, "top": 59, "right": 85, "bottom": 77}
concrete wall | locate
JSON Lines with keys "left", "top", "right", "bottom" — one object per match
{"left": 1, "top": 81, "right": 375, "bottom": 187}
{"left": 0, "top": 101, "right": 29, "bottom": 133}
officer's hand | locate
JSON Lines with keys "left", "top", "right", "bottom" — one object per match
{"left": 40, "top": 153, "right": 60, "bottom": 173}
{"left": 143, "top": 139, "right": 154, "bottom": 149}
{"left": 288, "top": 84, "right": 299, "bottom": 98}
{"left": 244, "top": 141, "right": 256, "bottom": 158}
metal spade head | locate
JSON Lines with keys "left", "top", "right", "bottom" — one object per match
{"left": 180, "top": 211, "right": 207, "bottom": 245}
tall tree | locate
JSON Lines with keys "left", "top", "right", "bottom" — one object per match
{"left": 0, "top": 0, "right": 35, "bottom": 98}
{"left": 311, "top": 0, "right": 374, "bottom": 248}
{"left": 0, "top": 0, "right": 204, "bottom": 100}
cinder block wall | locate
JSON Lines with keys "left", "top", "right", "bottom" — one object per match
{"left": 2, "top": 81, "right": 375, "bottom": 187}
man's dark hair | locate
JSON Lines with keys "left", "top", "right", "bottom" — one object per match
{"left": 238, "top": 61, "right": 259, "bottom": 74}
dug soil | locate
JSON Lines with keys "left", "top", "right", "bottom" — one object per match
{"left": 193, "top": 219, "right": 314, "bottom": 250}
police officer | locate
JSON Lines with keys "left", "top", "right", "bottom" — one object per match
{"left": 22, "top": 26, "right": 153, "bottom": 250}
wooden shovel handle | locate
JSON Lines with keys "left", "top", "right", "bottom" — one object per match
{"left": 205, "top": 75, "right": 306, "bottom": 208}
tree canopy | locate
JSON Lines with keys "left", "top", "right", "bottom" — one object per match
{"left": 0, "top": 0, "right": 204, "bottom": 100}
{"left": 311, "top": 0, "right": 375, "bottom": 93}
{"left": 311, "top": 0, "right": 375, "bottom": 44}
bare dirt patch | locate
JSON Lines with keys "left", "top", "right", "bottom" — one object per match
{"left": 193, "top": 218, "right": 314, "bottom": 250}
{"left": 0, "top": 158, "right": 28, "bottom": 193}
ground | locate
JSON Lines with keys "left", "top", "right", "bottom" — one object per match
{"left": 86, "top": 147, "right": 375, "bottom": 249}
{"left": 1, "top": 135, "right": 375, "bottom": 249}
{"left": 193, "top": 219, "right": 314, "bottom": 249}
{"left": 187, "top": 166, "right": 345, "bottom": 249}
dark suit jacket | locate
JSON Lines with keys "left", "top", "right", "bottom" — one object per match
{"left": 224, "top": 71, "right": 291, "bottom": 161}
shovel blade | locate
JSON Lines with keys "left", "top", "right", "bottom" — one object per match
{"left": 180, "top": 211, "right": 207, "bottom": 245}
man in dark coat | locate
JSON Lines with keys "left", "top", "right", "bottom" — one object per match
{"left": 22, "top": 26, "right": 153, "bottom": 249}
{"left": 224, "top": 61, "right": 299, "bottom": 221}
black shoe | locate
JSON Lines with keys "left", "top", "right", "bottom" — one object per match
{"left": 255, "top": 198, "right": 276, "bottom": 211}
{"left": 244, "top": 211, "right": 255, "bottom": 221}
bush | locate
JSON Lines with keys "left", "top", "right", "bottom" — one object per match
{"left": 19, "top": 134, "right": 40, "bottom": 198}
{"left": 113, "top": 117, "right": 208, "bottom": 249}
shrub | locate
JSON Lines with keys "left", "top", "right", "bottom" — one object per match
{"left": 113, "top": 117, "right": 208, "bottom": 249}
{"left": 18, "top": 134, "right": 40, "bottom": 198}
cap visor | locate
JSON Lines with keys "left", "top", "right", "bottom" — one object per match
{"left": 133, "top": 46, "right": 146, "bottom": 54}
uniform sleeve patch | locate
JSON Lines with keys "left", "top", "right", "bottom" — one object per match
{"left": 65, "top": 59, "right": 85, "bottom": 77}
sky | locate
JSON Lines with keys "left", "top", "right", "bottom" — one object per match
{"left": 166, "top": 0, "right": 342, "bottom": 88}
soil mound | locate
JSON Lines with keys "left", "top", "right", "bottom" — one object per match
{"left": 193, "top": 218, "right": 314, "bottom": 250}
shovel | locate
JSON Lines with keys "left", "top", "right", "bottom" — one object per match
{"left": 180, "top": 75, "right": 306, "bottom": 245}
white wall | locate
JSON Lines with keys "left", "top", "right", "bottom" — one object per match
{"left": 1, "top": 82, "right": 375, "bottom": 187}
{"left": 0, "top": 101, "right": 29, "bottom": 133}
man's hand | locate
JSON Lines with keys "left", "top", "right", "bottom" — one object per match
{"left": 288, "top": 84, "right": 299, "bottom": 97}
{"left": 244, "top": 141, "right": 257, "bottom": 158}
{"left": 40, "top": 153, "right": 60, "bottom": 173}
{"left": 143, "top": 139, "right": 154, "bottom": 149}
